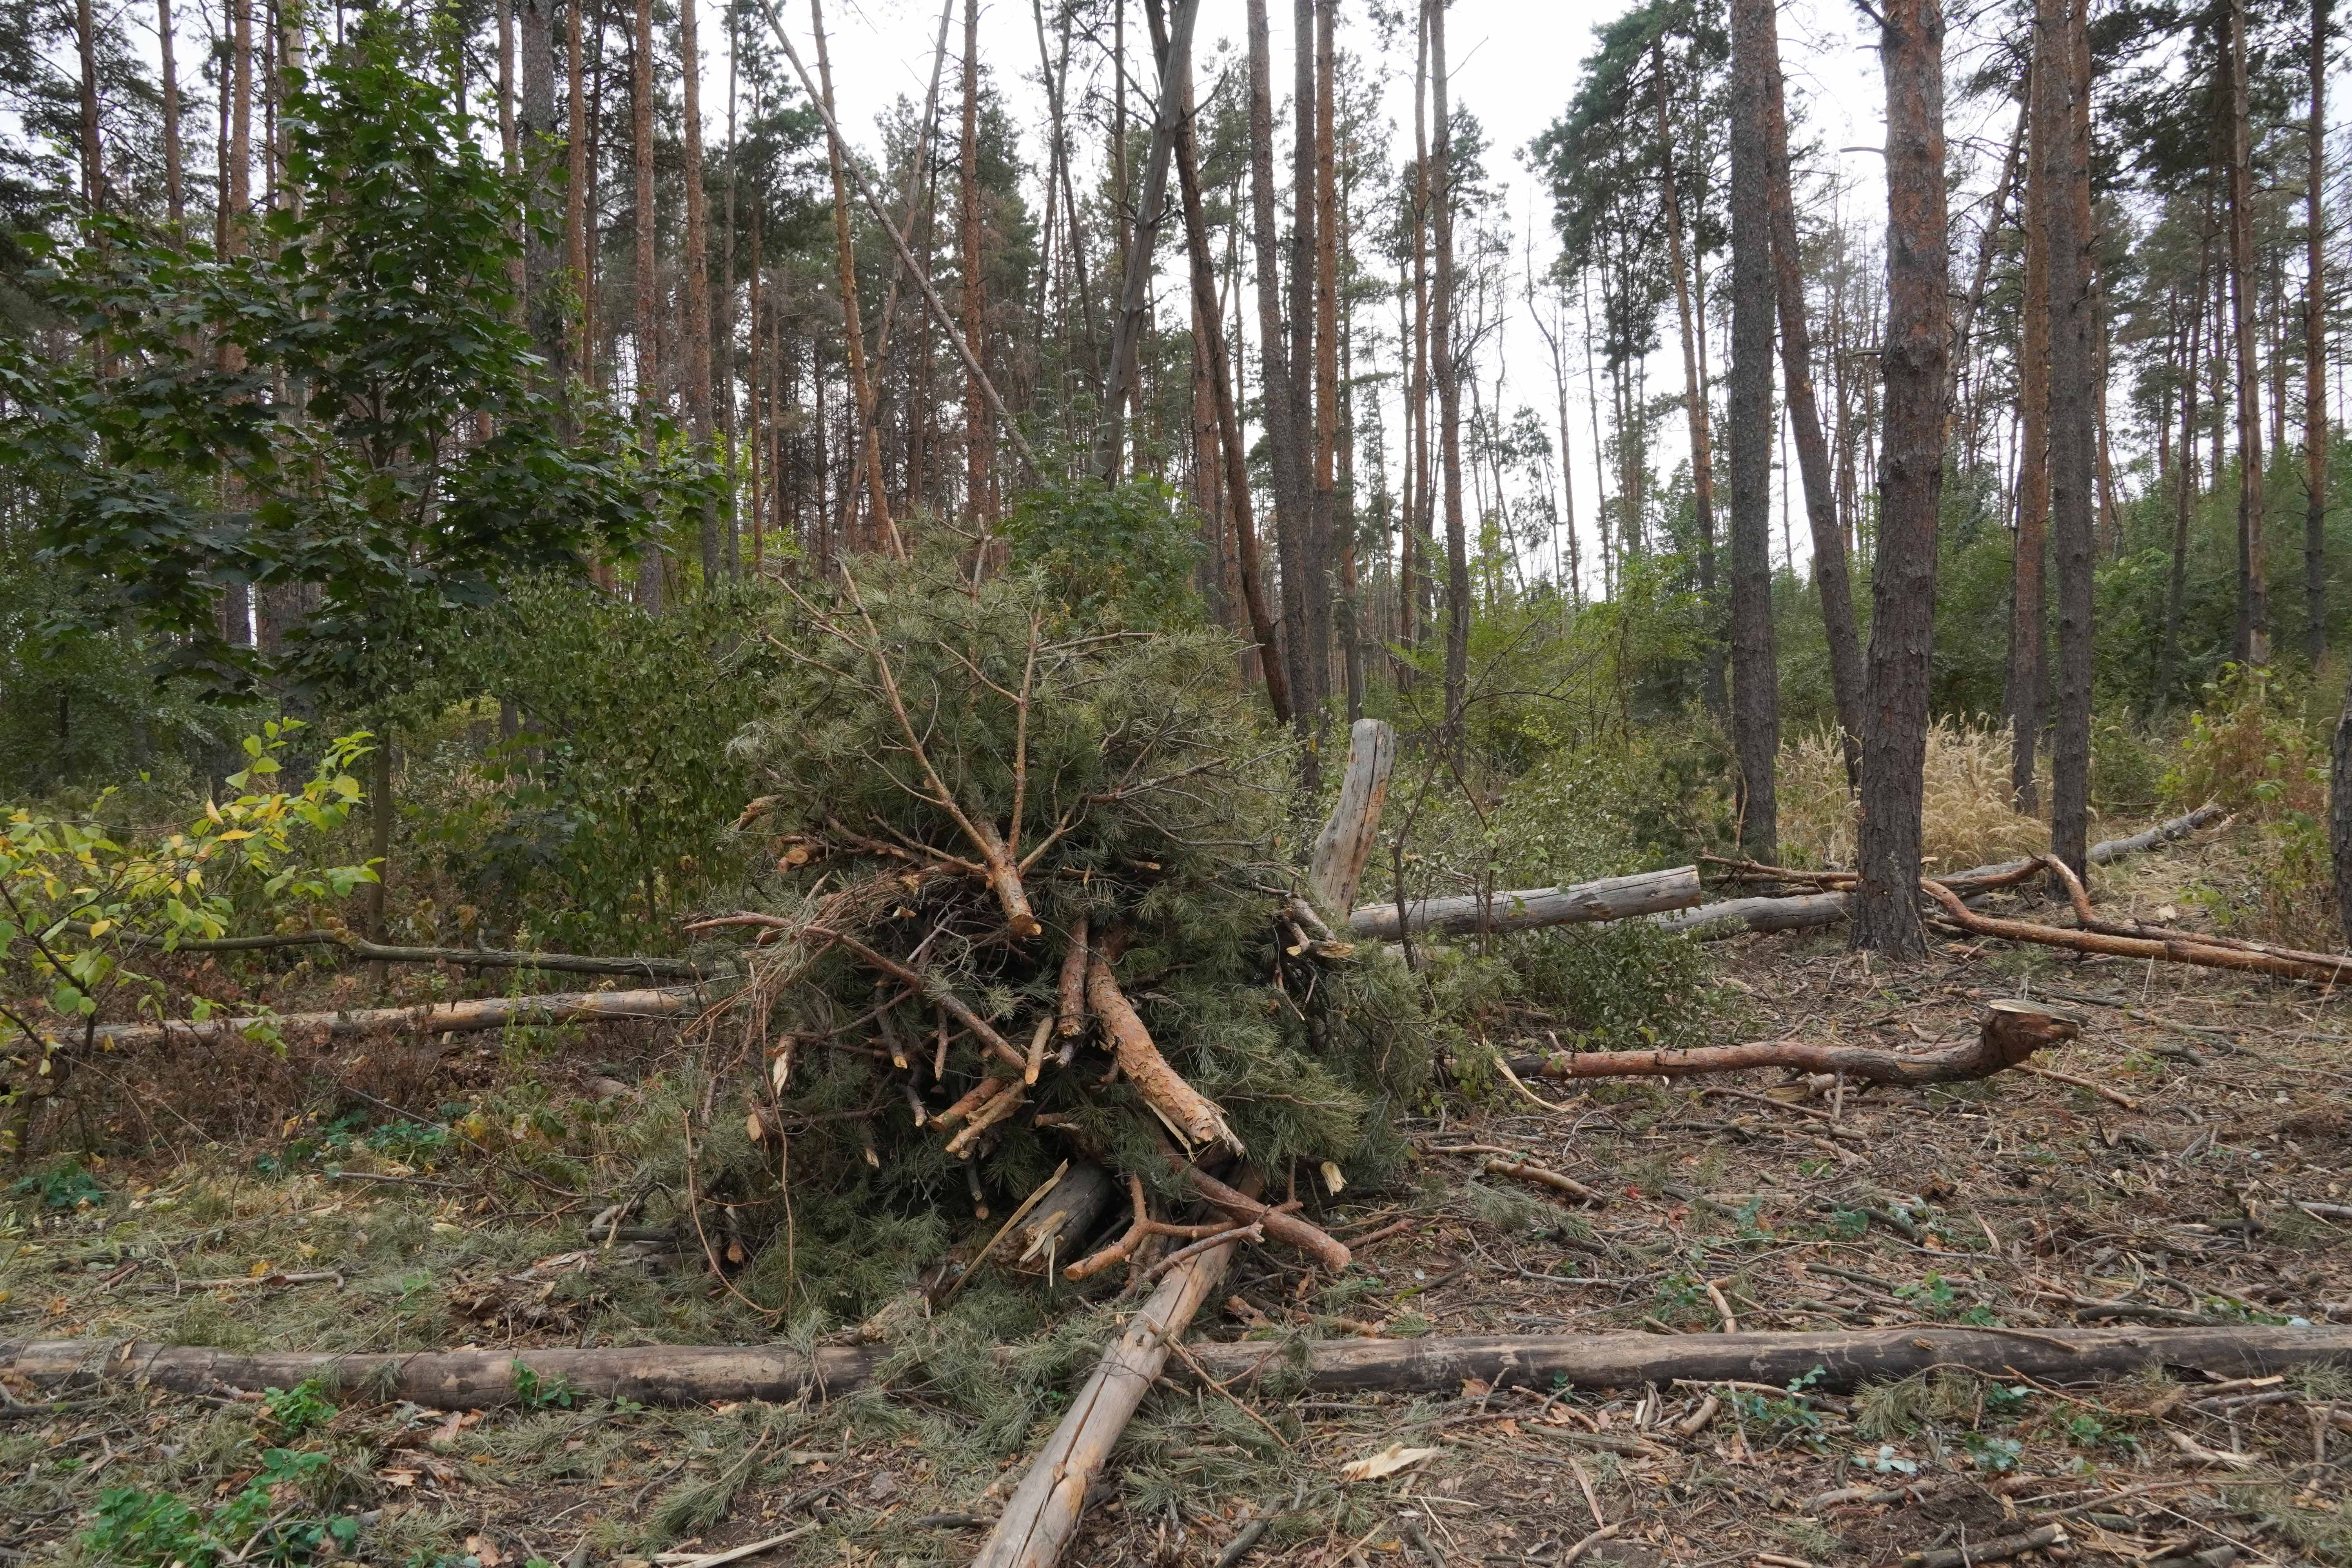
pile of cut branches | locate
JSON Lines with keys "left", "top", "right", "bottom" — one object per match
{"left": 682, "top": 548, "right": 1430, "bottom": 1315}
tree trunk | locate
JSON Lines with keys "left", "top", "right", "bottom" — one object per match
{"left": 229, "top": 0, "right": 251, "bottom": 255}
{"left": 1405, "top": 4, "right": 1432, "bottom": 654}
{"left": 1653, "top": 42, "right": 1725, "bottom": 720}
{"left": 2305, "top": 0, "right": 2329, "bottom": 662}
{"left": 566, "top": 0, "right": 590, "bottom": 380}
{"left": 74, "top": 0, "right": 102, "bottom": 218}
{"left": 1430, "top": 0, "right": 1469, "bottom": 735}
{"left": 159, "top": 0, "right": 182, "bottom": 232}
{"left": 812, "top": 0, "right": 896, "bottom": 557}
{"left": 1292, "top": 0, "right": 1330, "bottom": 719}
{"left": 1849, "top": 0, "right": 1949, "bottom": 957}
{"left": 2162, "top": 232, "right": 2210, "bottom": 708}
{"left": 1726, "top": 0, "right": 1779, "bottom": 860}
{"left": 2045, "top": 0, "right": 2096, "bottom": 881}
{"left": 517, "top": 0, "right": 562, "bottom": 375}
{"left": 2227, "top": 0, "right": 2268, "bottom": 663}
{"left": 1754, "top": 0, "right": 1864, "bottom": 780}
{"left": 1351, "top": 866, "right": 1703, "bottom": 940}
{"left": 960, "top": 0, "right": 989, "bottom": 531}
{"left": 1246, "top": 0, "right": 1312, "bottom": 727}
{"left": 1510, "top": 1001, "right": 2076, "bottom": 1088}
{"left": 1312, "top": 0, "right": 1341, "bottom": 725}
{"left": 680, "top": 0, "right": 720, "bottom": 578}
{"left": 1174, "top": 35, "right": 1289, "bottom": 724}
{"left": 632, "top": 0, "right": 658, "bottom": 408}
{"left": 1098, "top": 0, "right": 1199, "bottom": 483}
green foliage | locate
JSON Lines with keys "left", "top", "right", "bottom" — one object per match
{"left": 0, "top": 721, "right": 375, "bottom": 1151}
{"left": 510, "top": 1363, "right": 579, "bottom": 1410}
{"left": 0, "top": 12, "right": 660, "bottom": 703}
{"left": 261, "top": 1380, "right": 339, "bottom": 1440}
{"left": 84, "top": 1450, "right": 357, "bottom": 1568}
{"left": 414, "top": 574, "right": 782, "bottom": 949}
{"left": 1004, "top": 477, "right": 1204, "bottom": 632}
{"left": 11, "top": 1158, "right": 103, "bottom": 1209}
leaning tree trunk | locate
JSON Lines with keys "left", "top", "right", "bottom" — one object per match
{"left": 1752, "top": 0, "right": 1865, "bottom": 782}
{"left": 1850, "top": 0, "right": 1949, "bottom": 957}
{"left": 1726, "top": 0, "right": 1780, "bottom": 860}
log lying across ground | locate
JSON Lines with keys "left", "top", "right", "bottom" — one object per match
{"left": 1503, "top": 1000, "right": 2077, "bottom": 1089}
{"left": 10, "top": 1322, "right": 2347, "bottom": 1408}
{"left": 100, "top": 926, "right": 707, "bottom": 978}
{"left": 1662, "top": 806, "right": 2225, "bottom": 939}
{"left": 1350, "top": 866, "right": 1703, "bottom": 940}
{"left": 83, "top": 985, "right": 707, "bottom": 1049}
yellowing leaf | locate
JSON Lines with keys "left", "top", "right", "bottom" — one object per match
{"left": 1339, "top": 1443, "right": 1442, "bottom": 1483}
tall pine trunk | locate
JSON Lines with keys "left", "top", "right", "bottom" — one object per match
{"left": 959, "top": 0, "right": 989, "bottom": 530}
{"left": 2047, "top": 0, "right": 2097, "bottom": 881}
{"left": 1653, "top": 40, "right": 1725, "bottom": 721}
{"left": 518, "top": 0, "right": 562, "bottom": 375}
{"left": 1245, "top": 0, "right": 1312, "bottom": 730}
{"left": 1849, "top": 0, "right": 1950, "bottom": 956}
{"left": 1314, "top": 0, "right": 1342, "bottom": 724}
{"left": 631, "top": 0, "right": 663, "bottom": 608}
{"left": 1726, "top": 0, "right": 1779, "bottom": 860}
{"left": 2009, "top": 48, "right": 2053, "bottom": 816}
{"left": 566, "top": 0, "right": 590, "bottom": 381}
{"left": 812, "top": 0, "right": 895, "bottom": 555}
{"left": 1750, "top": 0, "right": 1864, "bottom": 784}
{"left": 681, "top": 0, "right": 720, "bottom": 579}
{"left": 1430, "top": 0, "right": 1468, "bottom": 735}
{"left": 2305, "top": 0, "right": 2329, "bottom": 661}
{"left": 160, "top": 0, "right": 182, "bottom": 231}
{"left": 2227, "top": 0, "right": 2267, "bottom": 662}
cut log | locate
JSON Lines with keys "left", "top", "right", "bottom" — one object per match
{"left": 1350, "top": 866, "right": 1703, "bottom": 940}
{"left": 13, "top": 1321, "right": 2348, "bottom": 1410}
{"left": 970, "top": 1229, "right": 1240, "bottom": 1568}
{"left": 1664, "top": 806, "right": 2227, "bottom": 940}
{"left": 93, "top": 927, "right": 706, "bottom": 978}
{"left": 1503, "top": 1002, "right": 2077, "bottom": 1089}
{"left": 1054, "top": 917, "right": 1091, "bottom": 1040}
{"left": 1086, "top": 956, "right": 1241, "bottom": 1153}
{"left": 84, "top": 985, "right": 704, "bottom": 1049}
{"left": 1178, "top": 1323, "right": 2352, "bottom": 1394}
{"left": 1308, "top": 718, "right": 1396, "bottom": 916}
{"left": 1922, "top": 881, "right": 2352, "bottom": 987}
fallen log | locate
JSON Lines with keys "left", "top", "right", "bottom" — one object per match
{"left": 971, "top": 1228, "right": 1241, "bottom": 1568}
{"left": 12, "top": 1322, "right": 2348, "bottom": 1410}
{"left": 85, "top": 924, "right": 705, "bottom": 978}
{"left": 1307, "top": 719, "right": 1396, "bottom": 916}
{"left": 82, "top": 985, "right": 707, "bottom": 1049}
{"left": 1664, "top": 805, "right": 2226, "bottom": 939}
{"left": 1503, "top": 1001, "right": 2076, "bottom": 1089}
{"left": 1350, "top": 866, "right": 1703, "bottom": 940}
{"left": 1922, "top": 880, "right": 2352, "bottom": 987}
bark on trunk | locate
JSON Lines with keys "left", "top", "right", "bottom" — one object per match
{"left": 1727, "top": 0, "right": 1780, "bottom": 860}
{"left": 812, "top": 0, "right": 896, "bottom": 556}
{"left": 160, "top": 0, "right": 183, "bottom": 230}
{"left": 960, "top": 0, "right": 990, "bottom": 530}
{"left": 2305, "top": 0, "right": 2329, "bottom": 662}
{"left": 1850, "top": 0, "right": 1950, "bottom": 957}
{"left": 2227, "top": 0, "right": 2268, "bottom": 662}
{"left": 517, "top": 0, "right": 563, "bottom": 375}
{"left": 1086, "top": 956, "right": 1241, "bottom": 1154}
{"left": 1753, "top": 0, "right": 1864, "bottom": 781}
{"left": 681, "top": 0, "right": 722, "bottom": 577}
{"left": 1350, "top": 866, "right": 1704, "bottom": 940}
{"left": 17, "top": 1325, "right": 2348, "bottom": 1409}
{"left": 1508, "top": 1001, "right": 2076, "bottom": 1088}
{"left": 2045, "top": 0, "right": 2096, "bottom": 883}
{"left": 1245, "top": 0, "right": 1312, "bottom": 726}
{"left": 1097, "top": 0, "right": 1199, "bottom": 482}
{"left": 1429, "top": 0, "right": 1469, "bottom": 735}
{"left": 1652, "top": 42, "right": 1725, "bottom": 720}
{"left": 1308, "top": 719, "right": 1396, "bottom": 915}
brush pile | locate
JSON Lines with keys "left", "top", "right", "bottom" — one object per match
{"left": 686, "top": 546, "right": 1430, "bottom": 1313}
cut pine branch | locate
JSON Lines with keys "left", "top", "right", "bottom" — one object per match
{"left": 1502, "top": 1002, "right": 2078, "bottom": 1089}
{"left": 1085, "top": 954, "right": 1240, "bottom": 1153}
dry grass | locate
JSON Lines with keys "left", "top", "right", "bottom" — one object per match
{"left": 1777, "top": 717, "right": 2052, "bottom": 872}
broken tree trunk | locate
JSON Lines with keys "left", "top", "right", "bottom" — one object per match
{"left": 1307, "top": 718, "right": 1395, "bottom": 915}
{"left": 1350, "top": 866, "right": 1702, "bottom": 940}
{"left": 1014, "top": 1161, "right": 1119, "bottom": 1270}
{"left": 11, "top": 1323, "right": 2347, "bottom": 1409}
{"left": 1922, "top": 880, "right": 2352, "bottom": 987}
{"left": 84, "top": 985, "right": 705, "bottom": 1049}
{"left": 1665, "top": 806, "right": 2225, "bottom": 939}
{"left": 1503, "top": 1002, "right": 2077, "bottom": 1089}
{"left": 970, "top": 1227, "right": 1240, "bottom": 1568}
{"left": 1085, "top": 955, "right": 1241, "bottom": 1153}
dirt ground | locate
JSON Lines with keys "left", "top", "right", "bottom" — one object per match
{"left": 5, "top": 828, "right": 2351, "bottom": 1568}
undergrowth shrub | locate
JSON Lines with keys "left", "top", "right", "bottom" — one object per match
{"left": 2163, "top": 665, "right": 2332, "bottom": 944}
{"left": 1779, "top": 716, "right": 2046, "bottom": 871}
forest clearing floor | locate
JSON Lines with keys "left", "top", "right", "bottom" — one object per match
{"left": 5, "top": 830, "right": 2352, "bottom": 1567}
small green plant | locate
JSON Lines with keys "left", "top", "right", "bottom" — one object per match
{"left": 84, "top": 1450, "right": 358, "bottom": 1567}
{"left": 262, "top": 1379, "right": 339, "bottom": 1439}
{"left": 1960, "top": 1432, "right": 2025, "bottom": 1472}
{"left": 1983, "top": 1383, "right": 2034, "bottom": 1417}
{"left": 511, "top": 1362, "right": 578, "bottom": 1410}
{"left": 11, "top": 1159, "right": 104, "bottom": 1209}
{"left": 1732, "top": 1367, "right": 1829, "bottom": 1449}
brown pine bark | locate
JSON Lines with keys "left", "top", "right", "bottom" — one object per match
{"left": 2010, "top": 61, "right": 2052, "bottom": 815}
{"left": 74, "top": 0, "right": 102, "bottom": 217}
{"left": 1752, "top": 0, "right": 1863, "bottom": 781}
{"left": 2305, "top": 0, "right": 2329, "bottom": 661}
{"left": 1849, "top": 0, "right": 1949, "bottom": 957}
{"left": 1307, "top": 0, "right": 1341, "bottom": 724}
{"left": 2163, "top": 234, "right": 2211, "bottom": 704}
{"left": 959, "top": 0, "right": 989, "bottom": 530}
{"left": 1429, "top": 0, "right": 1468, "bottom": 735}
{"left": 566, "top": 0, "right": 591, "bottom": 379}
{"left": 632, "top": 0, "right": 658, "bottom": 407}
{"left": 1173, "top": 34, "right": 1290, "bottom": 724}
{"left": 1098, "top": 0, "right": 1196, "bottom": 483}
{"left": 517, "top": 0, "right": 563, "bottom": 374}
{"left": 159, "top": 0, "right": 183, "bottom": 231}
{"left": 2227, "top": 0, "right": 2267, "bottom": 662}
{"left": 2047, "top": 0, "right": 2097, "bottom": 881}
{"left": 1294, "top": 0, "right": 1331, "bottom": 716}
{"left": 1405, "top": 4, "right": 1432, "bottom": 654}
{"left": 681, "top": 0, "right": 721, "bottom": 579}
{"left": 229, "top": 0, "right": 251, "bottom": 253}
{"left": 1245, "top": 0, "right": 1312, "bottom": 726}
{"left": 811, "top": 0, "right": 896, "bottom": 557}
{"left": 1726, "top": 0, "right": 1779, "bottom": 860}
{"left": 1651, "top": 40, "right": 1724, "bottom": 719}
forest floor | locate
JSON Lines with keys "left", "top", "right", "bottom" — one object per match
{"left": 5, "top": 826, "right": 2352, "bottom": 1568}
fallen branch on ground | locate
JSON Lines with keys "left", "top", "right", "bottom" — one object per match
{"left": 1348, "top": 866, "right": 1702, "bottom": 940}
{"left": 1923, "top": 877, "right": 2352, "bottom": 987}
{"left": 83, "top": 926, "right": 707, "bottom": 978}
{"left": 84, "top": 985, "right": 706, "bottom": 1048}
{"left": 13, "top": 1323, "right": 2348, "bottom": 1408}
{"left": 1500, "top": 1001, "right": 2076, "bottom": 1089}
